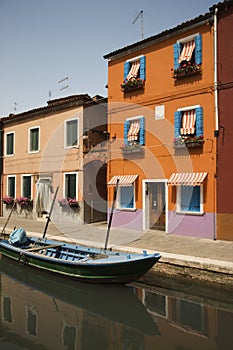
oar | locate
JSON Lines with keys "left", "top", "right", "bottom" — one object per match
{"left": 104, "top": 179, "right": 119, "bottom": 250}
{"left": 0, "top": 199, "right": 17, "bottom": 238}
{"left": 42, "top": 186, "right": 59, "bottom": 240}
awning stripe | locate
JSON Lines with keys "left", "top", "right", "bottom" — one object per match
{"left": 108, "top": 175, "right": 138, "bottom": 187}
{"left": 180, "top": 109, "right": 196, "bottom": 135}
{"left": 127, "top": 61, "right": 140, "bottom": 80}
{"left": 178, "top": 40, "right": 195, "bottom": 63}
{"left": 167, "top": 172, "right": 208, "bottom": 186}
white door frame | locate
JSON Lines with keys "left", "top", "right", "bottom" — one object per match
{"left": 142, "top": 179, "right": 168, "bottom": 232}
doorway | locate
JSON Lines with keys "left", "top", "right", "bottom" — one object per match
{"left": 144, "top": 181, "right": 166, "bottom": 231}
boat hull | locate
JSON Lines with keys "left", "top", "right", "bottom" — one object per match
{"left": 0, "top": 238, "right": 161, "bottom": 284}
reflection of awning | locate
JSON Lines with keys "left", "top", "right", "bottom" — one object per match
{"left": 168, "top": 172, "right": 208, "bottom": 186}
{"left": 108, "top": 175, "right": 138, "bottom": 187}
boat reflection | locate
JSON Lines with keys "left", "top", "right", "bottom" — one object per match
{"left": 0, "top": 256, "right": 159, "bottom": 350}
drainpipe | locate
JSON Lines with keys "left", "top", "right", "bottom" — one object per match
{"left": 213, "top": 7, "right": 219, "bottom": 240}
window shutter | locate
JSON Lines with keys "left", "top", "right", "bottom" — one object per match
{"left": 195, "top": 107, "right": 203, "bottom": 137}
{"left": 124, "top": 62, "right": 131, "bottom": 81}
{"left": 124, "top": 120, "right": 130, "bottom": 145}
{"left": 139, "top": 56, "right": 146, "bottom": 80}
{"left": 173, "top": 43, "right": 180, "bottom": 69}
{"left": 195, "top": 34, "right": 202, "bottom": 65}
{"left": 139, "top": 116, "right": 145, "bottom": 145}
{"left": 174, "top": 111, "right": 182, "bottom": 138}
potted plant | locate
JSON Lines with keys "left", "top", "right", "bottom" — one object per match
{"left": 16, "top": 197, "right": 33, "bottom": 210}
{"left": 172, "top": 62, "right": 202, "bottom": 79}
{"left": 174, "top": 135, "right": 204, "bottom": 148}
{"left": 121, "top": 143, "right": 144, "bottom": 155}
{"left": 121, "top": 78, "right": 145, "bottom": 92}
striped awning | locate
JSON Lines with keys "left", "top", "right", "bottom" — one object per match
{"left": 178, "top": 40, "right": 195, "bottom": 63}
{"left": 126, "top": 60, "right": 140, "bottom": 80}
{"left": 108, "top": 175, "right": 138, "bottom": 187}
{"left": 127, "top": 120, "right": 140, "bottom": 142}
{"left": 167, "top": 172, "right": 208, "bottom": 186}
{"left": 180, "top": 109, "right": 196, "bottom": 135}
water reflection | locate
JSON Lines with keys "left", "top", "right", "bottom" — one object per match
{"left": 0, "top": 256, "right": 232, "bottom": 350}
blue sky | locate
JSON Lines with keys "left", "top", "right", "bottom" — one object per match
{"left": 0, "top": 0, "right": 216, "bottom": 116}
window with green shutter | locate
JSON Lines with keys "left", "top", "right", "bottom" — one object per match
{"left": 65, "top": 119, "right": 78, "bottom": 147}
{"left": 29, "top": 127, "right": 39, "bottom": 152}
{"left": 7, "top": 176, "right": 15, "bottom": 198}
{"left": 65, "top": 173, "right": 77, "bottom": 199}
{"left": 22, "top": 176, "right": 31, "bottom": 198}
{"left": 6, "top": 132, "right": 14, "bottom": 155}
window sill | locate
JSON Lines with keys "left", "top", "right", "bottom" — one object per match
{"left": 176, "top": 210, "right": 204, "bottom": 216}
{"left": 116, "top": 208, "right": 137, "bottom": 212}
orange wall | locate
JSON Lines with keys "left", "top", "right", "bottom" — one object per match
{"left": 107, "top": 23, "right": 216, "bottom": 212}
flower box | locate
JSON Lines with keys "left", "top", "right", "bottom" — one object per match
{"left": 58, "top": 198, "right": 80, "bottom": 208}
{"left": 121, "top": 143, "right": 144, "bottom": 155}
{"left": 121, "top": 78, "right": 145, "bottom": 92}
{"left": 174, "top": 136, "right": 204, "bottom": 148}
{"left": 172, "top": 63, "right": 202, "bottom": 80}
{"left": 2, "top": 196, "right": 15, "bottom": 205}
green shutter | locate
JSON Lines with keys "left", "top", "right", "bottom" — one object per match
{"left": 7, "top": 133, "right": 14, "bottom": 155}
{"left": 23, "top": 176, "right": 31, "bottom": 198}
{"left": 139, "top": 56, "right": 146, "bottom": 80}
{"left": 139, "top": 116, "right": 145, "bottom": 145}
{"left": 66, "top": 120, "right": 78, "bottom": 146}
{"left": 30, "top": 128, "right": 39, "bottom": 151}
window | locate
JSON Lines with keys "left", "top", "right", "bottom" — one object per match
{"left": 174, "top": 106, "right": 203, "bottom": 146}
{"left": 177, "top": 185, "right": 203, "bottom": 213}
{"left": 6, "top": 132, "right": 14, "bottom": 156}
{"left": 117, "top": 185, "right": 135, "bottom": 209}
{"left": 22, "top": 175, "right": 32, "bottom": 198}
{"left": 64, "top": 173, "right": 77, "bottom": 199}
{"left": 29, "top": 127, "right": 39, "bottom": 152}
{"left": 65, "top": 118, "right": 79, "bottom": 147}
{"left": 173, "top": 34, "right": 202, "bottom": 78}
{"left": 7, "top": 176, "right": 16, "bottom": 198}
{"left": 124, "top": 56, "right": 146, "bottom": 81}
{"left": 124, "top": 116, "right": 145, "bottom": 145}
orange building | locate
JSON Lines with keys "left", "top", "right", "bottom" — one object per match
{"left": 104, "top": 12, "right": 217, "bottom": 238}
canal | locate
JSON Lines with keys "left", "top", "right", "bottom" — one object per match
{"left": 0, "top": 256, "right": 232, "bottom": 350}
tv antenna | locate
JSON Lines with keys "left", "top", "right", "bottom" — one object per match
{"left": 58, "top": 76, "right": 69, "bottom": 91}
{"left": 132, "top": 10, "right": 144, "bottom": 40}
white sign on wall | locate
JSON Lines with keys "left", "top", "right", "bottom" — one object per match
{"left": 155, "top": 105, "right": 165, "bottom": 120}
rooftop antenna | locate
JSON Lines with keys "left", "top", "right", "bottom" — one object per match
{"left": 14, "top": 102, "right": 17, "bottom": 112}
{"left": 58, "top": 76, "right": 69, "bottom": 92}
{"left": 132, "top": 10, "right": 144, "bottom": 40}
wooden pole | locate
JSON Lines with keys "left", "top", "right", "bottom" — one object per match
{"left": 104, "top": 179, "right": 119, "bottom": 250}
{"left": 42, "top": 186, "right": 59, "bottom": 240}
{"left": 0, "top": 199, "right": 17, "bottom": 238}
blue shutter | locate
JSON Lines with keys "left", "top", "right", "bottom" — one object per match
{"left": 195, "top": 34, "right": 202, "bottom": 65}
{"left": 124, "top": 120, "right": 130, "bottom": 145}
{"left": 124, "top": 62, "right": 131, "bottom": 81}
{"left": 195, "top": 107, "right": 203, "bottom": 137}
{"left": 139, "top": 56, "right": 146, "bottom": 80}
{"left": 174, "top": 111, "right": 182, "bottom": 138}
{"left": 173, "top": 43, "right": 180, "bottom": 69}
{"left": 139, "top": 116, "right": 145, "bottom": 145}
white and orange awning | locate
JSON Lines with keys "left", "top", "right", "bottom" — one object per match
{"left": 127, "top": 120, "right": 140, "bottom": 142}
{"left": 126, "top": 60, "right": 140, "bottom": 80}
{"left": 167, "top": 172, "right": 208, "bottom": 186}
{"left": 180, "top": 109, "right": 196, "bottom": 135}
{"left": 178, "top": 40, "right": 195, "bottom": 63}
{"left": 108, "top": 175, "right": 138, "bottom": 187}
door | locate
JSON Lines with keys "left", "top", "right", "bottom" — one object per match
{"left": 145, "top": 182, "right": 165, "bottom": 230}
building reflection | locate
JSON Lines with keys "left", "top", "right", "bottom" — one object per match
{"left": 0, "top": 256, "right": 232, "bottom": 350}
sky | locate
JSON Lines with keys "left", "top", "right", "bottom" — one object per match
{"left": 0, "top": 0, "right": 217, "bottom": 117}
